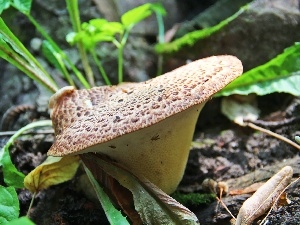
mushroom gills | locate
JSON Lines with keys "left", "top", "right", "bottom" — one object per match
{"left": 80, "top": 103, "right": 205, "bottom": 194}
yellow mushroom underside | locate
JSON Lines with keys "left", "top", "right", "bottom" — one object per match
{"left": 48, "top": 55, "right": 243, "bottom": 194}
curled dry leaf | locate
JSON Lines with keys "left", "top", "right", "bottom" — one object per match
{"left": 221, "top": 95, "right": 259, "bottom": 126}
{"left": 24, "top": 155, "right": 80, "bottom": 193}
{"left": 235, "top": 166, "right": 293, "bottom": 225}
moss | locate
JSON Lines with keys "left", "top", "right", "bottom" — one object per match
{"left": 171, "top": 191, "right": 216, "bottom": 206}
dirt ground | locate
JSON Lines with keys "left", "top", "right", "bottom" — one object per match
{"left": 0, "top": 91, "right": 299, "bottom": 225}
{"left": 0, "top": 1, "right": 299, "bottom": 225}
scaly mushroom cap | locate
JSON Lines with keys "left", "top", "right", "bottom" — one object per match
{"left": 48, "top": 55, "right": 242, "bottom": 194}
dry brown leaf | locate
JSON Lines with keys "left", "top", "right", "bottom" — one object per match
{"left": 229, "top": 182, "right": 264, "bottom": 195}
{"left": 235, "top": 166, "right": 293, "bottom": 225}
{"left": 24, "top": 155, "right": 80, "bottom": 193}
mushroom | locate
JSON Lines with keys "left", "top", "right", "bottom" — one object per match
{"left": 48, "top": 55, "right": 243, "bottom": 194}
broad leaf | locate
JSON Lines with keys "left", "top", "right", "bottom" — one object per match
{"left": 0, "top": 185, "right": 19, "bottom": 224}
{"left": 81, "top": 154, "right": 199, "bottom": 225}
{"left": 121, "top": 3, "right": 152, "bottom": 29}
{"left": 24, "top": 155, "right": 80, "bottom": 193}
{"left": 217, "top": 42, "right": 300, "bottom": 96}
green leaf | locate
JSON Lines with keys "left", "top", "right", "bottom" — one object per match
{"left": 82, "top": 154, "right": 199, "bottom": 225}
{"left": 12, "top": 0, "right": 32, "bottom": 15}
{"left": 150, "top": 3, "right": 166, "bottom": 16}
{"left": 0, "top": 147, "right": 25, "bottom": 188}
{"left": 0, "top": 0, "right": 10, "bottom": 15}
{"left": 88, "top": 18, "right": 108, "bottom": 30}
{"left": 0, "top": 18, "right": 58, "bottom": 93}
{"left": 0, "top": 185, "right": 19, "bottom": 223}
{"left": 155, "top": 6, "right": 246, "bottom": 54}
{"left": 41, "top": 40, "right": 75, "bottom": 86}
{"left": 101, "top": 22, "right": 124, "bottom": 35}
{"left": 6, "top": 217, "right": 35, "bottom": 225}
{"left": 121, "top": 3, "right": 152, "bottom": 29}
{"left": 217, "top": 42, "right": 300, "bottom": 96}
{"left": 83, "top": 164, "right": 130, "bottom": 225}
{"left": 0, "top": 121, "right": 53, "bottom": 188}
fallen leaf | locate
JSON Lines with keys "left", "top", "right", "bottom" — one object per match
{"left": 221, "top": 95, "right": 259, "bottom": 126}
{"left": 230, "top": 182, "right": 264, "bottom": 195}
{"left": 24, "top": 155, "right": 80, "bottom": 193}
{"left": 235, "top": 166, "right": 293, "bottom": 225}
{"left": 277, "top": 192, "right": 291, "bottom": 206}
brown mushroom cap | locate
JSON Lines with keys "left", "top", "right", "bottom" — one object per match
{"left": 48, "top": 55, "right": 243, "bottom": 193}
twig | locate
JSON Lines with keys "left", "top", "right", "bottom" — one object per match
{"left": 0, "top": 129, "right": 54, "bottom": 136}
{"left": 245, "top": 122, "right": 300, "bottom": 151}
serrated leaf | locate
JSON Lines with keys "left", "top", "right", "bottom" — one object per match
{"left": 6, "top": 217, "right": 35, "bottom": 225}
{"left": 121, "top": 3, "right": 152, "bottom": 29}
{"left": 0, "top": 185, "right": 19, "bottom": 224}
{"left": 12, "top": 0, "right": 32, "bottom": 15}
{"left": 24, "top": 155, "right": 80, "bottom": 193}
{"left": 217, "top": 42, "right": 300, "bottom": 96}
{"left": 81, "top": 154, "right": 199, "bottom": 225}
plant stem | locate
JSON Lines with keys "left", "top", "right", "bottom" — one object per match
{"left": 66, "top": 0, "right": 95, "bottom": 87}
{"left": 27, "top": 14, "right": 90, "bottom": 88}
{"left": 155, "top": 11, "right": 165, "bottom": 76}
{"left": 26, "top": 192, "right": 37, "bottom": 217}
{"left": 0, "top": 45, "right": 58, "bottom": 93}
{"left": 118, "top": 46, "right": 124, "bottom": 84}
{"left": 91, "top": 50, "right": 111, "bottom": 85}
{"left": 246, "top": 122, "right": 300, "bottom": 151}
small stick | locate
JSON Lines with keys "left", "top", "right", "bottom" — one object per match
{"left": 245, "top": 122, "right": 300, "bottom": 151}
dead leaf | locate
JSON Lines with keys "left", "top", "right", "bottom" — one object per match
{"left": 277, "top": 192, "right": 291, "bottom": 206}
{"left": 235, "top": 166, "right": 293, "bottom": 225}
{"left": 221, "top": 95, "right": 260, "bottom": 126}
{"left": 81, "top": 153, "right": 199, "bottom": 225}
{"left": 229, "top": 182, "right": 264, "bottom": 195}
{"left": 24, "top": 155, "right": 80, "bottom": 193}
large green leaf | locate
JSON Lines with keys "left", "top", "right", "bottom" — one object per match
{"left": 217, "top": 42, "right": 300, "bottom": 96}
{"left": 0, "top": 186, "right": 19, "bottom": 224}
